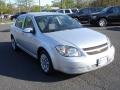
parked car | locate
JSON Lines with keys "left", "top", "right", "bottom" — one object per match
{"left": 90, "top": 6, "right": 120, "bottom": 27}
{"left": 56, "top": 9, "right": 79, "bottom": 20}
{"left": 10, "top": 12, "right": 115, "bottom": 74}
{"left": 57, "top": 9, "right": 73, "bottom": 14}
{"left": 76, "top": 7, "right": 104, "bottom": 23}
{"left": 10, "top": 12, "right": 27, "bottom": 20}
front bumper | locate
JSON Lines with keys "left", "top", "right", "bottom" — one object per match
{"left": 54, "top": 46, "right": 115, "bottom": 74}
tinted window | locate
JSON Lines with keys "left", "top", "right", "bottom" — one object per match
{"left": 95, "top": 7, "right": 104, "bottom": 12}
{"left": 90, "top": 8, "right": 96, "bottom": 13}
{"left": 58, "top": 10, "right": 64, "bottom": 13}
{"left": 24, "top": 16, "right": 34, "bottom": 29}
{"left": 15, "top": 16, "right": 24, "bottom": 28}
{"left": 65, "top": 10, "right": 70, "bottom": 13}
{"left": 101, "top": 7, "right": 108, "bottom": 12}
{"left": 107, "top": 7, "right": 118, "bottom": 14}
{"left": 35, "top": 15, "right": 81, "bottom": 33}
{"left": 116, "top": 7, "right": 120, "bottom": 13}
{"left": 117, "top": 6, "right": 120, "bottom": 13}
{"left": 72, "top": 9, "right": 78, "bottom": 13}
{"left": 78, "top": 8, "right": 89, "bottom": 14}
{"left": 90, "top": 8, "right": 103, "bottom": 13}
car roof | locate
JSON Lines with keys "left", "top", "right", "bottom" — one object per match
{"left": 23, "top": 12, "right": 65, "bottom": 17}
{"left": 57, "top": 9, "right": 71, "bottom": 10}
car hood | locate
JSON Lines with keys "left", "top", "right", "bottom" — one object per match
{"left": 44, "top": 28, "right": 107, "bottom": 49}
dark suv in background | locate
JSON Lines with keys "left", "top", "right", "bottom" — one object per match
{"left": 76, "top": 7, "right": 103, "bottom": 23}
{"left": 90, "top": 6, "right": 120, "bottom": 27}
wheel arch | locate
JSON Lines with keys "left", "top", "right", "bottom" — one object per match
{"left": 98, "top": 17, "right": 108, "bottom": 26}
{"left": 37, "top": 46, "right": 55, "bottom": 69}
{"left": 98, "top": 17, "right": 108, "bottom": 22}
{"left": 11, "top": 34, "right": 14, "bottom": 38}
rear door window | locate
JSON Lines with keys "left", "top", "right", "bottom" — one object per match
{"left": 58, "top": 10, "right": 64, "bottom": 13}
{"left": 65, "top": 10, "right": 70, "bottom": 13}
{"left": 79, "top": 8, "right": 89, "bottom": 14}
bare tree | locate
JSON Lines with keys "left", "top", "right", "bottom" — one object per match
{"left": 16, "top": 0, "right": 33, "bottom": 12}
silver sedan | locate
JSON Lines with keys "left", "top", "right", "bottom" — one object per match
{"left": 10, "top": 12, "right": 115, "bottom": 74}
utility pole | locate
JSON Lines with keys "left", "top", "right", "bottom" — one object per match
{"left": 61, "top": 0, "right": 62, "bottom": 9}
{"left": 39, "top": 0, "right": 41, "bottom": 11}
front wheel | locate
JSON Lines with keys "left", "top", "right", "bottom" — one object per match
{"left": 98, "top": 18, "right": 107, "bottom": 27}
{"left": 39, "top": 50, "right": 54, "bottom": 74}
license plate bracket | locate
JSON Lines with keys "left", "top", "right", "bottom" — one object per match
{"left": 97, "top": 57, "right": 108, "bottom": 66}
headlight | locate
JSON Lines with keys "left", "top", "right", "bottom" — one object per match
{"left": 56, "top": 45, "right": 82, "bottom": 57}
{"left": 107, "top": 38, "right": 112, "bottom": 47}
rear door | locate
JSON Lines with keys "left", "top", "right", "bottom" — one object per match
{"left": 14, "top": 16, "right": 25, "bottom": 46}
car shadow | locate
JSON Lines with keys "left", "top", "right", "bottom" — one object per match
{"left": 0, "top": 29, "right": 10, "bottom": 32}
{"left": 0, "top": 42, "right": 79, "bottom": 82}
{"left": 83, "top": 23, "right": 120, "bottom": 28}
{"left": 106, "top": 27, "right": 120, "bottom": 31}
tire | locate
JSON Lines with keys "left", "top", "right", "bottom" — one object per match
{"left": 98, "top": 18, "right": 107, "bottom": 27}
{"left": 39, "top": 50, "right": 54, "bottom": 74}
{"left": 11, "top": 36, "right": 18, "bottom": 51}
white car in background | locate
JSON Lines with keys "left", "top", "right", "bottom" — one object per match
{"left": 57, "top": 9, "right": 78, "bottom": 14}
{"left": 10, "top": 12, "right": 115, "bottom": 74}
{"left": 57, "top": 9, "right": 73, "bottom": 14}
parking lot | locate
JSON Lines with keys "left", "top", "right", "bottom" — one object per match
{"left": 0, "top": 24, "right": 120, "bottom": 90}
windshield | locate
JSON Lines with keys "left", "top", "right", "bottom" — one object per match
{"left": 101, "top": 7, "right": 110, "bottom": 13}
{"left": 35, "top": 15, "right": 81, "bottom": 33}
{"left": 95, "top": 7, "right": 104, "bottom": 12}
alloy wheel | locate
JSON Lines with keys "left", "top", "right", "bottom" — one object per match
{"left": 99, "top": 18, "right": 107, "bottom": 27}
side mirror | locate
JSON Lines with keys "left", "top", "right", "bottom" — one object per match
{"left": 23, "top": 28, "right": 34, "bottom": 33}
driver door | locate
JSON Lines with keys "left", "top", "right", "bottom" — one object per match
{"left": 22, "top": 16, "right": 38, "bottom": 56}
{"left": 107, "top": 7, "right": 119, "bottom": 23}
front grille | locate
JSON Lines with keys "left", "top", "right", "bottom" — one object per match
{"left": 83, "top": 43, "right": 108, "bottom": 55}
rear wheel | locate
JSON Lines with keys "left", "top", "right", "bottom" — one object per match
{"left": 11, "top": 36, "right": 18, "bottom": 51}
{"left": 98, "top": 18, "right": 107, "bottom": 27}
{"left": 39, "top": 50, "right": 54, "bottom": 74}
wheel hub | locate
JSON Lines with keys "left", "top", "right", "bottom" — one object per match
{"left": 40, "top": 54, "right": 49, "bottom": 72}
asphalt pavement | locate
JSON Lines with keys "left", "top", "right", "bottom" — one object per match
{"left": 0, "top": 24, "right": 120, "bottom": 90}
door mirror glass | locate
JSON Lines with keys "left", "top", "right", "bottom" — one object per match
{"left": 24, "top": 28, "right": 34, "bottom": 33}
